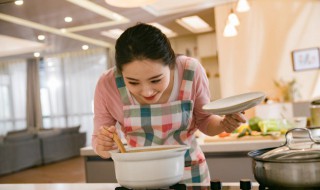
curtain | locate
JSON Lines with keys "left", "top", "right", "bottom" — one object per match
{"left": 0, "top": 48, "right": 108, "bottom": 142}
{"left": 40, "top": 48, "right": 108, "bottom": 144}
{"left": 62, "top": 48, "right": 107, "bottom": 141}
{"left": 0, "top": 59, "right": 27, "bottom": 135}
{"left": 26, "top": 58, "right": 42, "bottom": 130}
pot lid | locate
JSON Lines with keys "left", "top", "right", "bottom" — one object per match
{"left": 257, "top": 128, "right": 320, "bottom": 161}
{"left": 311, "top": 99, "right": 320, "bottom": 105}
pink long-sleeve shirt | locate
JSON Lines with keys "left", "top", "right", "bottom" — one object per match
{"left": 92, "top": 55, "right": 214, "bottom": 153}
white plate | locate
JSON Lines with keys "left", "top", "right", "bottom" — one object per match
{"left": 202, "top": 91, "right": 266, "bottom": 115}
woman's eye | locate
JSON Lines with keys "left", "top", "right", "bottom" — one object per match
{"left": 128, "top": 82, "right": 139, "bottom": 85}
{"left": 151, "top": 79, "right": 161, "bottom": 83}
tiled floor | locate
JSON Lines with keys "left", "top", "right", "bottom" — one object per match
{"left": 0, "top": 156, "right": 86, "bottom": 183}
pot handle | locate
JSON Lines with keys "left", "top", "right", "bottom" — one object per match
{"left": 284, "top": 128, "right": 320, "bottom": 147}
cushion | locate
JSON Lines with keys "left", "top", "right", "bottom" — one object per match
{"left": 37, "top": 128, "right": 62, "bottom": 138}
{"left": 5, "top": 131, "right": 35, "bottom": 142}
{"left": 7, "top": 129, "right": 28, "bottom": 135}
{"left": 59, "top": 125, "right": 80, "bottom": 134}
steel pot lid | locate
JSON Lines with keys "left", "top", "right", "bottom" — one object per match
{"left": 257, "top": 128, "right": 320, "bottom": 161}
{"left": 311, "top": 99, "right": 320, "bottom": 105}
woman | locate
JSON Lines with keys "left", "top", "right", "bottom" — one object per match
{"left": 93, "top": 23, "right": 246, "bottom": 189}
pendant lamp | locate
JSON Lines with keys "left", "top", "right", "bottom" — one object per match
{"left": 228, "top": 9, "right": 240, "bottom": 26}
{"left": 223, "top": 21, "right": 238, "bottom": 37}
{"left": 236, "top": 0, "right": 250, "bottom": 12}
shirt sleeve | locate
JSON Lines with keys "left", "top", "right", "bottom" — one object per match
{"left": 92, "top": 69, "right": 118, "bottom": 153}
{"left": 190, "top": 58, "right": 215, "bottom": 130}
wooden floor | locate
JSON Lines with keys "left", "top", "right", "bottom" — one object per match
{"left": 0, "top": 156, "right": 86, "bottom": 184}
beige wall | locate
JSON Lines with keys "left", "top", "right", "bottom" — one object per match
{"left": 215, "top": 0, "right": 320, "bottom": 101}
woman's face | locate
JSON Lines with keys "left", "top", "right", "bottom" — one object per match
{"left": 122, "top": 59, "right": 171, "bottom": 104}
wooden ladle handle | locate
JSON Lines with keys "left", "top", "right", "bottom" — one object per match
{"left": 112, "top": 133, "right": 126, "bottom": 153}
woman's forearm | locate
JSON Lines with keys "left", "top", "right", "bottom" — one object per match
{"left": 198, "top": 115, "right": 224, "bottom": 136}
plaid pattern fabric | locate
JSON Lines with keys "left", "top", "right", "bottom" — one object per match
{"left": 115, "top": 58, "right": 210, "bottom": 188}
{"left": 123, "top": 100, "right": 193, "bottom": 146}
{"left": 179, "top": 59, "right": 196, "bottom": 100}
{"left": 114, "top": 68, "right": 133, "bottom": 105}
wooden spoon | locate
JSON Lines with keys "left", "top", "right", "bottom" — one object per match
{"left": 112, "top": 133, "right": 126, "bottom": 153}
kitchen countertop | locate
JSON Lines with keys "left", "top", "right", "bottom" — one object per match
{"left": 0, "top": 183, "right": 119, "bottom": 190}
{"left": 81, "top": 136, "right": 286, "bottom": 158}
{"left": 0, "top": 183, "right": 260, "bottom": 190}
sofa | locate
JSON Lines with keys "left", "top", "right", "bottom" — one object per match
{"left": 0, "top": 125, "right": 86, "bottom": 176}
{"left": 39, "top": 126, "right": 86, "bottom": 164}
{"left": 0, "top": 131, "right": 42, "bottom": 175}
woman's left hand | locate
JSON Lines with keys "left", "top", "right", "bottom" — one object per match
{"left": 220, "top": 112, "right": 246, "bottom": 133}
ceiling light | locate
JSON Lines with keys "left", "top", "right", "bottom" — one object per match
{"left": 223, "top": 21, "right": 238, "bottom": 37}
{"left": 64, "top": 17, "right": 73, "bottom": 23}
{"left": 37, "top": 35, "right": 45, "bottom": 41}
{"left": 176, "top": 15, "right": 212, "bottom": 33}
{"left": 236, "top": 0, "right": 250, "bottom": 12}
{"left": 0, "top": 13, "right": 111, "bottom": 47}
{"left": 82, "top": 45, "right": 89, "bottom": 50}
{"left": 101, "top": 29, "right": 124, "bottom": 39}
{"left": 105, "top": 0, "right": 157, "bottom": 8}
{"left": 148, "top": 23, "right": 177, "bottom": 38}
{"left": 34, "top": 52, "right": 40, "bottom": 57}
{"left": 228, "top": 10, "right": 240, "bottom": 26}
{"left": 14, "top": 0, "right": 23, "bottom": 5}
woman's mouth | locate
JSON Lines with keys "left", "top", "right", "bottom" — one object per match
{"left": 144, "top": 95, "right": 156, "bottom": 101}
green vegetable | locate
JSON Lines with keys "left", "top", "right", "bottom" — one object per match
{"left": 248, "top": 116, "right": 262, "bottom": 131}
{"left": 237, "top": 127, "right": 252, "bottom": 138}
{"left": 258, "top": 119, "right": 292, "bottom": 135}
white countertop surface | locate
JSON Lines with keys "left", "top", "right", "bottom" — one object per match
{"left": 0, "top": 183, "right": 119, "bottom": 190}
{"left": 81, "top": 137, "right": 286, "bottom": 158}
{"left": 0, "top": 183, "right": 259, "bottom": 190}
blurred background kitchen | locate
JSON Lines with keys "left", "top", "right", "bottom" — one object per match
{"left": 0, "top": 0, "right": 320, "bottom": 185}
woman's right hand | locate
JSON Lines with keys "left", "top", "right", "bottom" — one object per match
{"left": 95, "top": 125, "right": 117, "bottom": 158}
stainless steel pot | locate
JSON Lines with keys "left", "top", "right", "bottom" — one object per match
{"left": 292, "top": 126, "right": 320, "bottom": 138}
{"left": 248, "top": 128, "right": 320, "bottom": 188}
{"left": 109, "top": 145, "right": 189, "bottom": 189}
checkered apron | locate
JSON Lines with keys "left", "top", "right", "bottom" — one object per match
{"left": 114, "top": 60, "right": 210, "bottom": 189}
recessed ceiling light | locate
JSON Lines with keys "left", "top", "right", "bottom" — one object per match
{"left": 64, "top": 17, "right": 73, "bottom": 23}
{"left": 34, "top": 52, "right": 40, "bottom": 57}
{"left": 82, "top": 45, "right": 89, "bottom": 50}
{"left": 105, "top": 0, "right": 156, "bottom": 8}
{"left": 101, "top": 29, "right": 124, "bottom": 39}
{"left": 176, "top": 15, "right": 212, "bottom": 33}
{"left": 37, "top": 35, "right": 45, "bottom": 41}
{"left": 148, "top": 23, "right": 177, "bottom": 38}
{"left": 14, "top": 0, "right": 23, "bottom": 5}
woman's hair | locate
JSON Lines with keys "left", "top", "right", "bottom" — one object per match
{"left": 115, "top": 23, "right": 176, "bottom": 72}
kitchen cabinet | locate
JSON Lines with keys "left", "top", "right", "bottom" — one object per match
{"left": 197, "top": 33, "right": 217, "bottom": 58}
{"left": 84, "top": 157, "right": 117, "bottom": 183}
{"left": 81, "top": 138, "right": 285, "bottom": 183}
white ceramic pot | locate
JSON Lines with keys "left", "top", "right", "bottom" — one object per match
{"left": 109, "top": 145, "right": 189, "bottom": 189}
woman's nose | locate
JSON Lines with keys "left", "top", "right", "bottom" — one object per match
{"left": 141, "top": 85, "right": 154, "bottom": 97}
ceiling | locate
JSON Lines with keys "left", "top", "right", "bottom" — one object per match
{"left": 0, "top": 0, "right": 232, "bottom": 60}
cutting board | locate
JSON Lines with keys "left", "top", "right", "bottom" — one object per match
{"left": 204, "top": 133, "right": 284, "bottom": 142}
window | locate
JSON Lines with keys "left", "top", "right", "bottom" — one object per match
{"left": 0, "top": 60, "right": 27, "bottom": 135}
{"left": 40, "top": 49, "right": 107, "bottom": 143}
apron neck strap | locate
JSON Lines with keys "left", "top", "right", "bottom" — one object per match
{"left": 178, "top": 59, "right": 196, "bottom": 100}
{"left": 114, "top": 68, "right": 133, "bottom": 105}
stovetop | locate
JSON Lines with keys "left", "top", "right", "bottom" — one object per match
{"left": 115, "top": 179, "right": 320, "bottom": 190}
